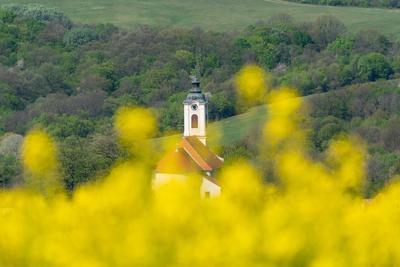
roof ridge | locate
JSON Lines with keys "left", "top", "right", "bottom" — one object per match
{"left": 181, "top": 138, "right": 212, "bottom": 171}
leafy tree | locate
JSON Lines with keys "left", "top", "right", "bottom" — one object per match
{"left": 2, "top": 4, "right": 72, "bottom": 28}
{"left": 60, "top": 134, "right": 119, "bottom": 192}
{"left": 392, "top": 56, "right": 400, "bottom": 73}
{"left": 366, "top": 152, "right": 400, "bottom": 197}
{"left": 354, "top": 29, "right": 391, "bottom": 54}
{"left": 208, "top": 92, "right": 235, "bottom": 120}
{"left": 383, "top": 118, "right": 400, "bottom": 150}
{"left": 309, "top": 15, "right": 346, "bottom": 48}
{"left": 0, "top": 133, "right": 23, "bottom": 158}
{"left": 0, "top": 8, "right": 16, "bottom": 23}
{"left": 0, "top": 155, "right": 19, "bottom": 187}
{"left": 63, "top": 27, "right": 98, "bottom": 48}
{"left": 327, "top": 36, "right": 354, "bottom": 56}
{"left": 42, "top": 114, "right": 96, "bottom": 139}
{"left": 357, "top": 53, "right": 393, "bottom": 81}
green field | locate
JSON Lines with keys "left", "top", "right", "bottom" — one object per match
{"left": 1, "top": 0, "right": 400, "bottom": 38}
{"left": 156, "top": 103, "right": 268, "bottom": 152}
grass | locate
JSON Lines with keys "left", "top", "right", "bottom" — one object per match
{"left": 156, "top": 103, "right": 268, "bottom": 152}
{"left": 0, "top": 0, "right": 400, "bottom": 38}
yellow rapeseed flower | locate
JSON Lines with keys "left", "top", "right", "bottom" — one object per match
{"left": 22, "top": 129, "right": 58, "bottom": 177}
{"left": 1, "top": 64, "right": 400, "bottom": 267}
{"left": 235, "top": 64, "right": 270, "bottom": 106}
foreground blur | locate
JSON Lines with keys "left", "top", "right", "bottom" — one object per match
{"left": 1, "top": 65, "right": 399, "bottom": 267}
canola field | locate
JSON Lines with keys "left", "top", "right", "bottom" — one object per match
{"left": 1, "top": 66, "right": 400, "bottom": 266}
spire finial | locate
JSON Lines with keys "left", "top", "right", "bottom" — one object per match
{"left": 191, "top": 75, "right": 200, "bottom": 87}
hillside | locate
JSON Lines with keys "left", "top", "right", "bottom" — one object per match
{"left": 0, "top": 4, "right": 399, "bottom": 193}
{"left": 156, "top": 103, "right": 268, "bottom": 151}
{"left": 1, "top": 0, "right": 400, "bottom": 38}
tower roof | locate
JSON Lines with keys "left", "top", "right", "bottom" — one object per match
{"left": 184, "top": 76, "right": 207, "bottom": 104}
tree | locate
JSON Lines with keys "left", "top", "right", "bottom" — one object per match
{"left": 63, "top": 27, "right": 98, "bottom": 48}
{"left": 327, "top": 36, "right": 354, "bottom": 56}
{"left": 357, "top": 53, "right": 393, "bottom": 81}
{"left": 309, "top": 15, "right": 346, "bottom": 48}
{"left": 354, "top": 29, "right": 391, "bottom": 54}
{"left": 208, "top": 92, "right": 236, "bottom": 120}
{"left": 2, "top": 3, "right": 72, "bottom": 28}
{"left": 0, "top": 133, "right": 23, "bottom": 158}
{"left": 0, "top": 155, "right": 20, "bottom": 187}
{"left": 60, "top": 134, "right": 119, "bottom": 192}
{"left": 383, "top": 118, "right": 400, "bottom": 151}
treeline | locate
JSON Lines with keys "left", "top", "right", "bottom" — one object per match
{"left": 224, "top": 81, "right": 400, "bottom": 197}
{"left": 309, "top": 81, "right": 400, "bottom": 197}
{"left": 1, "top": 4, "right": 400, "bottom": 191}
{"left": 284, "top": 0, "right": 400, "bottom": 8}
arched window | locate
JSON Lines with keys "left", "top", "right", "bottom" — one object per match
{"left": 191, "top": 114, "right": 198, "bottom": 128}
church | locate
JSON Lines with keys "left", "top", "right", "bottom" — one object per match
{"left": 153, "top": 77, "right": 224, "bottom": 198}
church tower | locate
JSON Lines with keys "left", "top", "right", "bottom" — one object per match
{"left": 183, "top": 76, "right": 207, "bottom": 145}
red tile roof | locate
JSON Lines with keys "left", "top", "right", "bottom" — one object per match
{"left": 155, "top": 148, "right": 201, "bottom": 173}
{"left": 156, "top": 136, "right": 223, "bottom": 173}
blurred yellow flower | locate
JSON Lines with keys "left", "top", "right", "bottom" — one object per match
{"left": 115, "top": 107, "right": 156, "bottom": 143}
{"left": 1, "top": 65, "right": 399, "bottom": 267}
{"left": 235, "top": 64, "right": 270, "bottom": 106}
{"left": 22, "top": 129, "right": 58, "bottom": 177}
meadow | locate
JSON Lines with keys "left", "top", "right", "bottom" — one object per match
{"left": 1, "top": 0, "right": 400, "bottom": 38}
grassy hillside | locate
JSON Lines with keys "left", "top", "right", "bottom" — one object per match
{"left": 157, "top": 103, "right": 268, "bottom": 151}
{"left": 1, "top": 0, "right": 400, "bottom": 38}
{"left": 158, "top": 79, "right": 400, "bottom": 151}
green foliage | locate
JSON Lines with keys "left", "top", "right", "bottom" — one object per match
{"left": 309, "top": 86, "right": 400, "bottom": 196}
{"left": 312, "top": 116, "right": 345, "bottom": 151}
{"left": 1, "top": 0, "right": 400, "bottom": 39}
{"left": 0, "top": 9, "right": 400, "bottom": 193}
{"left": 284, "top": 0, "right": 400, "bottom": 8}
{"left": 309, "top": 15, "right": 346, "bottom": 48}
{"left": 158, "top": 93, "right": 186, "bottom": 132}
{"left": 208, "top": 92, "right": 236, "bottom": 120}
{"left": 366, "top": 152, "right": 400, "bottom": 197}
{"left": 63, "top": 27, "right": 98, "bottom": 48}
{"left": 0, "top": 8, "right": 16, "bottom": 23}
{"left": 0, "top": 83, "right": 24, "bottom": 111}
{"left": 327, "top": 36, "right": 354, "bottom": 56}
{"left": 2, "top": 3, "right": 72, "bottom": 27}
{"left": 0, "top": 155, "right": 19, "bottom": 187}
{"left": 60, "top": 134, "right": 120, "bottom": 192}
{"left": 357, "top": 53, "right": 393, "bottom": 81}
{"left": 222, "top": 140, "right": 256, "bottom": 162}
{"left": 392, "top": 57, "right": 400, "bottom": 73}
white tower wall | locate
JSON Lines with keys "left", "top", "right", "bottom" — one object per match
{"left": 183, "top": 101, "right": 207, "bottom": 145}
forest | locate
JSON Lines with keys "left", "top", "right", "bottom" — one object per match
{"left": 284, "top": 0, "right": 400, "bottom": 8}
{"left": 0, "top": 4, "right": 399, "bottom": 196}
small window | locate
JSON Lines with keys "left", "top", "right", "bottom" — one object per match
{"left": 205, "top": 192, "right": 210, "bottom": 198}
{"left": 191, "top": 114, "right": 198, "bottom": 128}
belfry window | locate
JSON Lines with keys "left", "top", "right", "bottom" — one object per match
{"left": 191, "top": 114, "right": 198, "bottom": 128}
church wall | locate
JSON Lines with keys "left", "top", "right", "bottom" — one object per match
{"left": 153, "top": 173, "right": 189, "bottom": 189}
{"left": 153, "top": 173, "right": 220, "bottom": 198}
{"left": 201, "top": 177, "right": 221, "bottom": 198}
